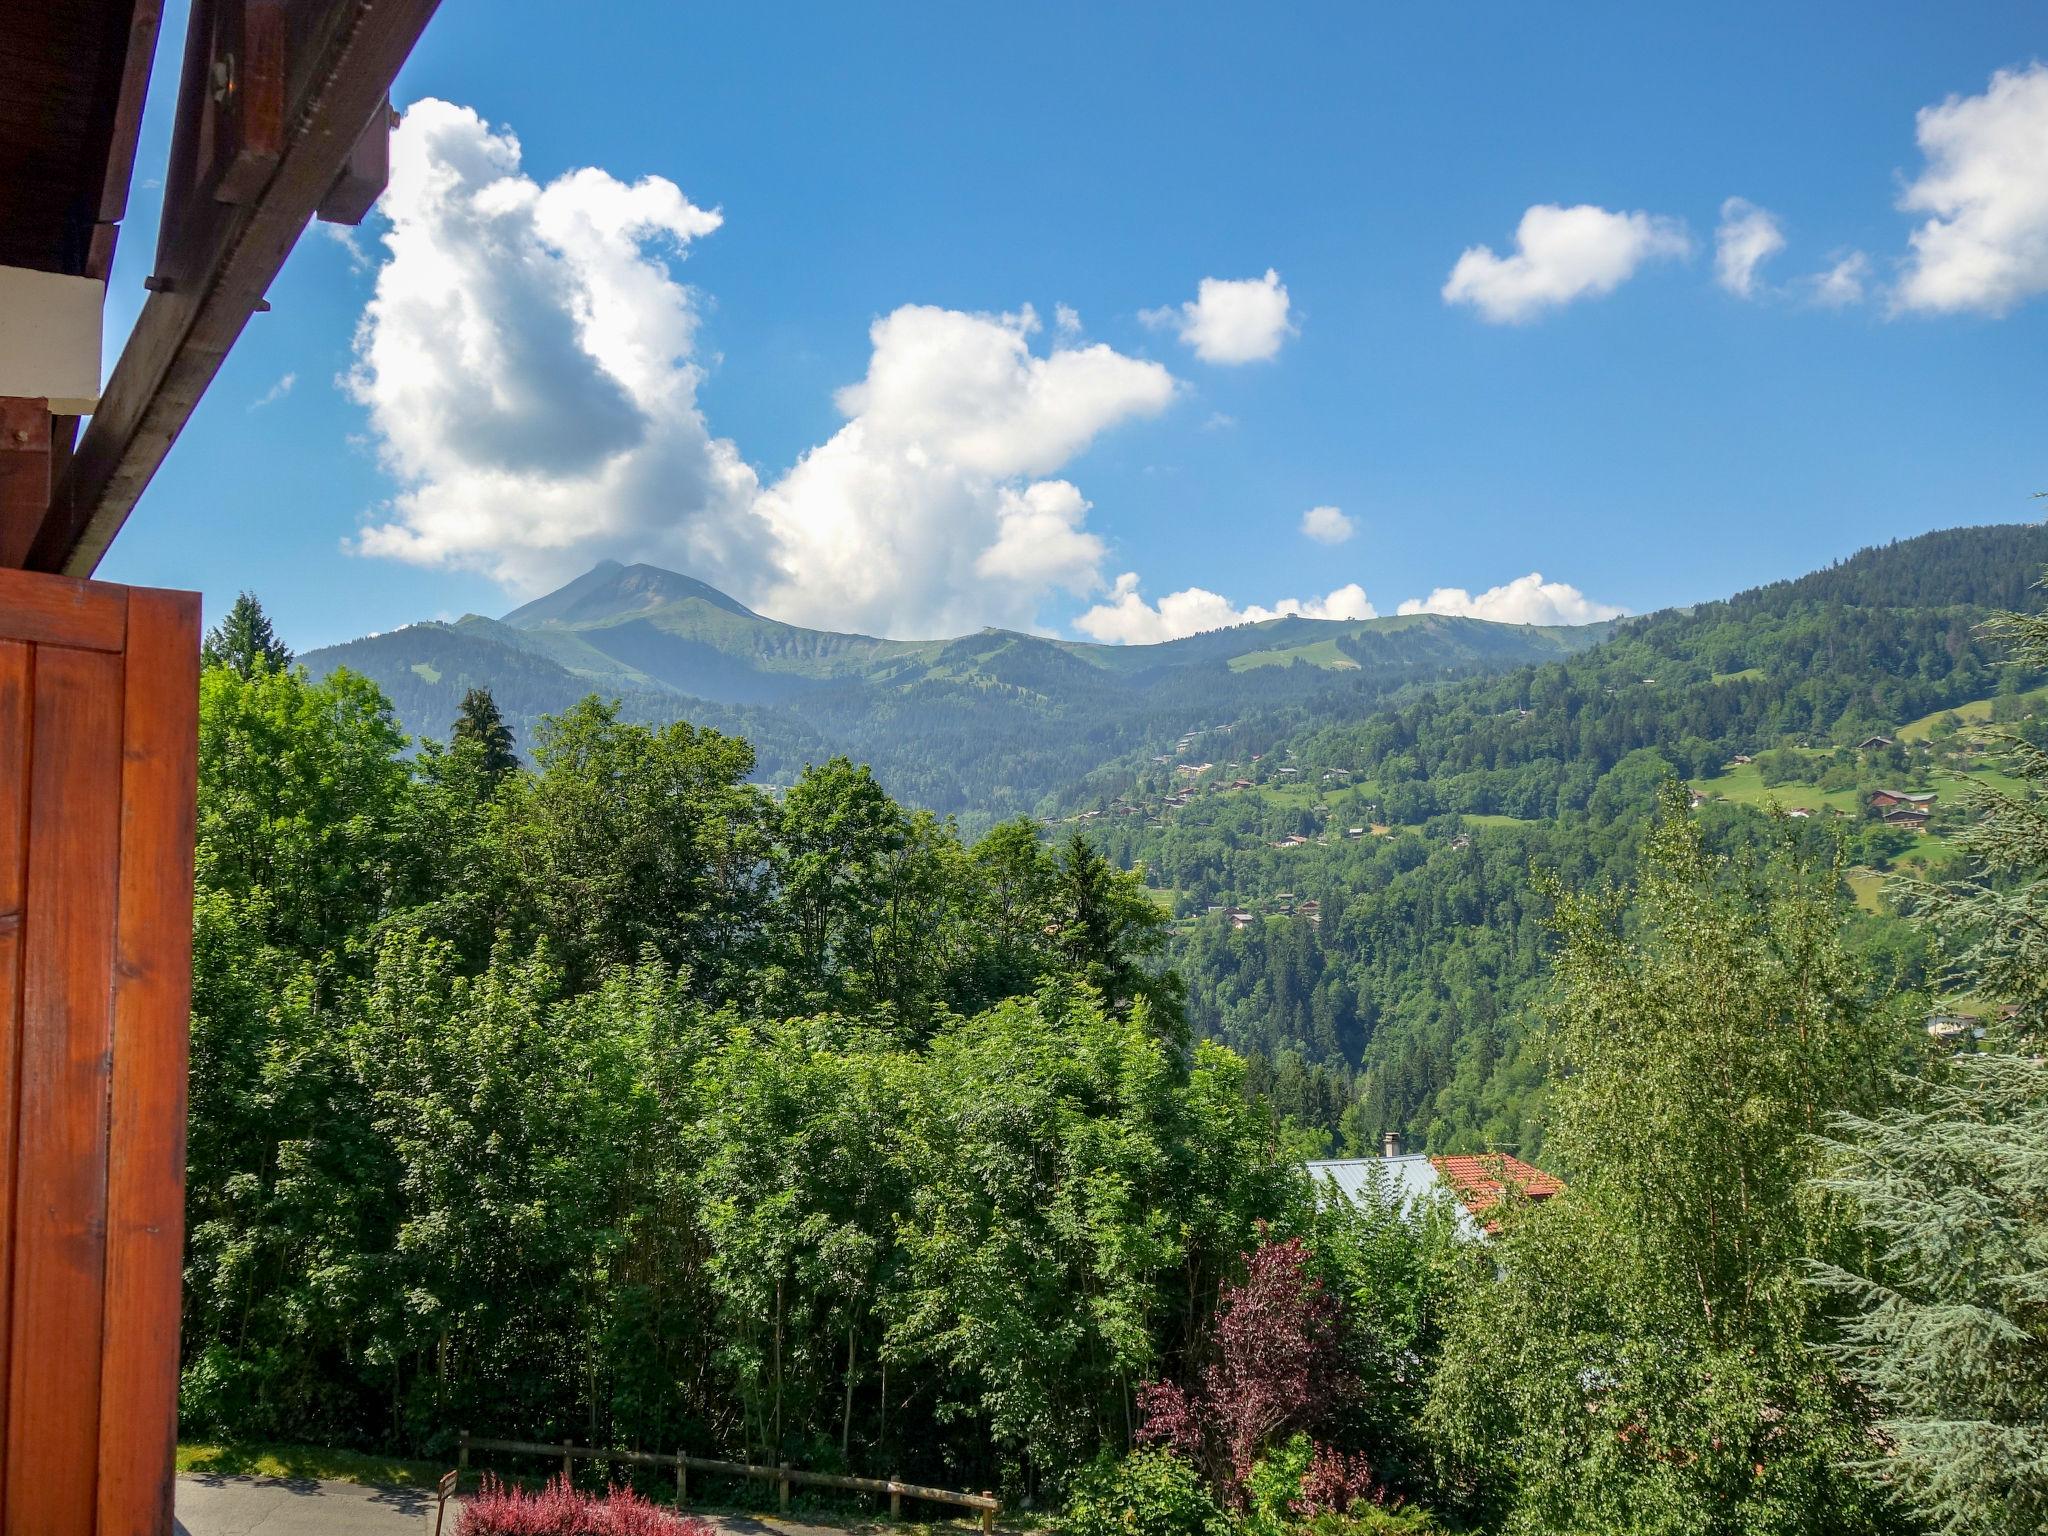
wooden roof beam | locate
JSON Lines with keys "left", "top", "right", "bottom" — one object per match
{"left": 27, "top": 0, "right": 441, "bottom": 578}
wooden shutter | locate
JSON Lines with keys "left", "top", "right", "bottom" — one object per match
{"left": 0, "top": 567, "right": 198, "bottom": 1536}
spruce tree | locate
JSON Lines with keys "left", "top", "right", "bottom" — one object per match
{"left": 201, "top": 591, "right": 293, "bottom": 677}
{"left": 451, "top": 686, "right": 519, "bottom": 782}
{"left": 1811, "top": 584, "right": 2048, "bottom": 1536}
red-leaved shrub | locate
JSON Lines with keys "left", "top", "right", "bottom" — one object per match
{"left": 1292, "top": 1443, "right": 1387, "bottom": 1517}
{"left": 1138, "top": 1235, "right": 1345, "bottom": 1498}
{"left": 456, "top": 1475, "right": 714, "bottom": 1536}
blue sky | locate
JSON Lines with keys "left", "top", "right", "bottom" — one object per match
{"left": 97, "top": 3, "right": 2048, "bottom": 649}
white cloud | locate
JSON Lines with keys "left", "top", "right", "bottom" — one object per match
{"left": 250, "top": 371, "right": 296, "bottom": 409}
{"left": 320, "top": 221, "right": 372, "bottom": 272}
{"left": 1893, "top": 63, "right": 2048, "bottom": 315}
{"left": 1396, "top": 572, "right": 1625, "bottom": 626}
{"left": 1714, "top": 198, "right": 1785, "bottom": 298}
{"left": 1075, "top": 572, "right": 1375, "bottom": 645}
{"left": 1054, "top": 303, "right": 1083, "bottom": 340}
{"left": 1300, "top": 505, "right": 1354, "bottom": 545}
{"left": 753, "top": 305, "right": 1174, "bottom": 633}
{"left": 972, "top": 480, "right": 1106, "bottom": 597}
{"left": 348, "top": 101, "right": 1175, "bottom": 637}
{"left": 1806, "top": 251, "right": 1871, "bottom": 308}
{"left": 1142, "top": 269, "right": 1295, "bottom": 363}
{"left": 1442, "top": 204, "right": 1691, "bottom": 323}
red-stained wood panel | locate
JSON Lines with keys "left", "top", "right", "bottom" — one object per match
{"left": 0, "top": 567, "right": 126, "bottom": 652}
{"left": 96, "top": 588, "right": 200, "bottom": 1536}
{"left": 0, "top": 570, "right": 197, "bottom": 1536}
{"left": 0, "top": 641, "right": 28, "bottom": 1467}
{"left": 5, "top": 643, "right": 124, "bottom": 1535}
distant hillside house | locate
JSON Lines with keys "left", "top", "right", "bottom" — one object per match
{"left": 1870, "top": 789, "right": 1936, "bottom": 809}
{"left": 1882, "top": 806, "right": 1932, "bottom": 830}
{"left": 1925, "top": 1012, "right": 1981, "bottom": 1043}
{"left": 1858, "top": 734, "right": 1895, "bottom": 751}
{"left": 1307, "top": 1150, "right": 1563, "bottom": 1239}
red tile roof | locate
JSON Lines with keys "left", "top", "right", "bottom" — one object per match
{"left": 1429, "top": 1154, "right": 1564, "bottom": 1226}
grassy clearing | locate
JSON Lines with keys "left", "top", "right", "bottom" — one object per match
{"left": 1226, "top": 638, "right": 1360, "bottom": 672}
{"left": 177, "top": 1441, "right": 448, "bottom": 1486}
{"left": 1844, "top": 869, "right": 1885, "bottom": 914}
{"left": 1689, "top": 762, "right": 1864, "bottom": 816}
{"left": 1462, "top": 813, "right": 1538, "bottom": 828}
{"left": 1894, "top": 687, "right": 2047, "bottom": 742}
{"left": 1711, "top": 667, "right": 1765, "bottom": 684}
{"left": 1949, "top": 763, "right": 2031, "bottom": 800}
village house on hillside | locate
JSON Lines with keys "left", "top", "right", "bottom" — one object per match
{"left": 1870, "top": 788, "right": 1936, "bottom": 830}
{"left": 1307, "top": 1142, "right": 1563, "bottom": 1239}
{"left": 1858, "top": 734, "right": 1895, "bottom": 751}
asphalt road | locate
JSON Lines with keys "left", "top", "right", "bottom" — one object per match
{"left": 174, "top": 1473, "right": 872, "bottom": 1536}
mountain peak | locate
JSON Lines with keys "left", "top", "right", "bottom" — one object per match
{"left": 501, "top": 560, "right": 758, "bottom": 630}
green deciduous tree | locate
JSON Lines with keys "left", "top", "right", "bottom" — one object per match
{"left": 1426, "top": 785, "right": 1908, "bottom": 1536}
{"left": 502, "top": 697, "right": 773, "bottom": 995}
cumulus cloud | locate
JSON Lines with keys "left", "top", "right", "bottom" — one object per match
{"left": 1142, "top": 269, "right": 1295, "bottom": 363}
{"left": 1300, "top": 505, "right": 1354, "bottom": 545}
{"left": 1715, "top": 198, "right": 1785, "bottom": 298}
{"left": 348, "top": 100, "right": 765, "bottom": 594}
{"left": 348, "top": 101, "right": 1175, "bottom": 637}
{"left": 1806, "top": 251, "right": 1872, "bottom": 308}
{"left": 1074, "top": 572, "right": 1375, "bottom": 645}
{"left": 1442, "top": 204, "right": 1691, "bottom": 323}
{"left": 1396, "top": 572, "right": 1625, "bottom": 626}
{"left": 751, "top": 304, "right": 1174, "bottom": 632}
{"left": 1893, "top": 62, "right": 2048, "bottom": 315}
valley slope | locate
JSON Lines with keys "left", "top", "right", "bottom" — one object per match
{"left": 1080, "top": 522, "right": 2048, "bottom": 1153}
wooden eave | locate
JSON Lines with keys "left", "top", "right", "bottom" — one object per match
{"left": 7, "top": 0, "right": 440, "bottom": 578}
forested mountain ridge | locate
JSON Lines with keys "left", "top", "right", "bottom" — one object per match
{"left": 1080, "top": 522, "right": 2048, "bottom": 1154}
{"left": 302, "top": 561, "right": 1606, "bottom": 820}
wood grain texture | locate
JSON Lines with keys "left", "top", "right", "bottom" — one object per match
{"left": 5, "top": 643, "right": 124, "bottom": 1536}
{"left": 95, "top": 589, "right": 199, "bottom": 1536}
{"left": 0, "top": 565, "right": 126, "bottom": 652}
{"left": 0, "top": 641, "right": 28, "bottom": 1468}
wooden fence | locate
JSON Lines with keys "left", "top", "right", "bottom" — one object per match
{"left": 458, "top": 1432, "right": 1000, "bottom": 1532}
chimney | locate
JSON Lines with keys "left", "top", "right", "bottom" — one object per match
{"left": 1381, "top": 1130, "right": 1402, "bottom": 1159}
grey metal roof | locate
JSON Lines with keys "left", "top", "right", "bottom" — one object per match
{"left": 1304, "top": 1155, "right": 1483, "bottom": 1239}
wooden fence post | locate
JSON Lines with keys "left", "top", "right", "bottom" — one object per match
{"left": 779, "top": 1462, "right": 791, "bottom": 1513}
{"left": 458, "top": 1430, "right": 469, "bottom": 1472}
{"left": 675, "top": 1452, "right": 686, "bottom": 1506}
{"left": 889, "top": 1476, "right": 901, "bottom": 1520}
{"left": 563, "top": 1442, "right": 574, "bottom": 1484}
{"left": 981, "top": 1492, "right": 995, "bottom": 1533}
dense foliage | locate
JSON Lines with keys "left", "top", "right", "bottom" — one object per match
{"left": 188, "top": 533, "right": 2048, "bottom": 1536}
{"left": 1425, "top": 790, "right": 1912, "bottom": 1535}
{"left": 183, "top": 660, "right": 1294, "bottom": 1499}
{"left": 1810, "top": 594, "right": 2048, "bottom": 1536}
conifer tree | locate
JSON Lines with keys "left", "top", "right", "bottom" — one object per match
{"left": 1812, "top": 583, "right": 2048, "bottom": 1536}
{"left": 201, "top": 590, "right": 293, "bottom": 677}
{"left": 451, "top": 686, "right": 519, "bottom": 782}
